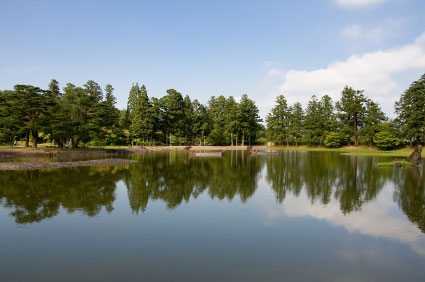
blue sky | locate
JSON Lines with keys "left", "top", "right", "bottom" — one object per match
{"left": 1, "top": 0, "right": 424, "bottom": 118}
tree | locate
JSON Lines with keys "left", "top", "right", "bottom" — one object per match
{"left": 207, "top": 95, "right": 227, "bottom": 145}
{"left": 7, "top": 85, "right": 52, "bottom": 148}
{"left": 303, "top": 96, "right": 321, "bottom": 145}
{"left": 395, "top": 73, "right": 425, "bottom": 145}
{"left": 288, "top": 102, "right": 304, "bottom": 146}
{"left": 192, "top": 99, "right": 210, "bottom": 146}
{"left": 374, "top": 122, "right": 402, "bottom": 150}
{"left": 224, "top": 96, "right": 239, "bottom": 146}
{"left": 237, "top": 94, "right": 261, "bottom": 146}
{"left": 129, "top": 85, "right": 154, "bottom": 144}
{"left": 266, "top": 95, "right": 290, "bottom": 146}
{"left": 182, "top": 95, "right": 194, "bottom": 144}
{"left": 336, "top": 86, "right": 366, "bottom": 146}
{"left": 324, "top": 132, "right": 346, "bottom": 148}
{"left": 0, "top": 90, "right": 24, "bottom": 144}
{"left": 46, "top": 79, "right": 72, "bottom": 147}
{"left": 160, "top": 89, "right": 184, "bottom": 145}
{"left": 361, "top": 100, "right": 387, "bottom": 147}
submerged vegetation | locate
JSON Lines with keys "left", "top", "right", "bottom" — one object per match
{"left": 0, "top": 73, "right": 424, "bottom": 151}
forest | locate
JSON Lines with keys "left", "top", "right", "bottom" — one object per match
{"left": 0, "top": 73, "right": 424, "bottom": 149}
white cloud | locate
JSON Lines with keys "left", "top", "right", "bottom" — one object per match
{"left": 341, "top": 24, "right": 384, "bottom": 43}
{"left": 261, "top": 32, "right": 425, "bottom": 117}
{"left": 340, "top": 19, "right": 406, "bottom": 49}
{"left": 334, "top": 0, "right": 386, "bottom": 8}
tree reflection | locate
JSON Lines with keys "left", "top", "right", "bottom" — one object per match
{"left": 0, "top": 165, "right": 127, "bottom": 224}
{"left": 394, "top": 164, "right": 425, "bottom": 233}
{"left": 266, "top": 152, "right": 391, "bottom": 214}
{"left": 124, "top": 150, "right": 264, "bottom": 212}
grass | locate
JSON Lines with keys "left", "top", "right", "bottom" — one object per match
{"left": 270, "top": 145, "right": 414, "bottom": 158}
{"left": 377, "top": 160, "right": 414, "bottom": 167}
{"left": 0, "top": 143, "right": 418, "bottom": 159}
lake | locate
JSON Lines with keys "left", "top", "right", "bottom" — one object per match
{"left": 1, "top": 150, "right": 424, "bottom": 282}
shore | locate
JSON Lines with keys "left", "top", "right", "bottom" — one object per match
{"left": 0, "top": 145, "right": 418, "bottom": 162}
{"left": 0, "top": 147, "right": 147, "bottom": 158}
{"left": 0, "top": 145, "right": 417, "bottom": 156}
{"left": 0, "top": 159, "right": 137, "bottom": 170}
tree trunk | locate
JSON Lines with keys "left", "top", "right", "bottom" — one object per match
{"left": 30, "top": 130, "right": 38, "bottom": 149}
{"left": 231, "top": 132, "right": 233, "bottom": 146}
{"left": 407, "top": 143, "right": 423, "bottom": 165}
{"left": 369, "top": 139, "right": 373, "bottom": 148}
{"left": 409, "top": 139, "right": 413, "bottom": 148}
{"left": 25, "top": 132, "right": 29, "bottom": 148}
{"left": 347, "top": 137, "right": 351, "bottom": 146}
{"left": 295, "top": 137, "right": 298, "bottom": 147}
{"left": 236, "top": 133, "right": 238, "bottom": 146}
{"left": 242, "top": 134, "right": 245, "bottom": 146}
{"left": 75, "top": 137, "right": 81, "bottom": 148}
{"left": 286, "top": 137, "right": 289, "bottom": 146}
{"left": 354, "top": 114, "right": 358, "bottom": 147}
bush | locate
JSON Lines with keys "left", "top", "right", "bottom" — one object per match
{"left": 373, "top": 131, "right": 402, "bottom": 150}
{"left": 324, "top": 132, "right": 346, "bottom": 148}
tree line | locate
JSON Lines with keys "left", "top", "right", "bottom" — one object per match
{"left": 266, "top": 73, "right": 425, "bottom": 149}
{"left": 0, "top": 73, "right": 424, "bottom": 149}
{"left": 0, "top": 80, "right": 263, "bottom": 147}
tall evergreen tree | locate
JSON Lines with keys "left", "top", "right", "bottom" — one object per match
{"left": 288, "top": 102, "right": 304, "bottom": 146}
{"left": 336, "top": 86, "right": 366, "bottom": 146}
{"left": 237, "top": 94, "right": 261, "bottom": 146}
{"left": 224, "top": 96, "right": 239, "bottom": 146}
{"left": 361, "top": 100, "right": 387, "bottom": 147}
{"left": 266, "top": 95, "right": 290, "bottom": 145}
{"left": 395, "top": 73, "right": 425, "bottom": 145}
{"left": 303, "top": 95, "right": 321, "bottom": 145}
{"left": 8, "top": 85, "right": 51, "bottom": 148}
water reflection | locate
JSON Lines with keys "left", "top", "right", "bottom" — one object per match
{"left": 0, "top": 150, "right": 424, "bottom": 237}
{"left": 125, "top": 151, "right": 263, "bottom": 212}
{"left": 394, "top": 165, "right": 425, "bottom": 233}
{"left": 0, "top": 165, "right": 128, "bottom": 224}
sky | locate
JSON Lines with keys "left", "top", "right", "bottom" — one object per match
{"left": 1, "top": 0, "right": 424, "bottom": 119}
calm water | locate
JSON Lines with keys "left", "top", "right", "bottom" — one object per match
{"left": 1, "top": 151, "right": 424, "bottom": 282}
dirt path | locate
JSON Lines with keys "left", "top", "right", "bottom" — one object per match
{"left": 0, "top": 159, "right": 137, "bottom": 170}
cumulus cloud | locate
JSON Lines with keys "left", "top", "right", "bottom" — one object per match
{"left": 334, "top": 0, "right": 386, "bottom": 8}
{"left": 261, "top": 32, "right": 425, "bottom": 117}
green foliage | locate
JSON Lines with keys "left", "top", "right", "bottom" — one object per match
{"left": 395, "top": 73, "right": 425, "bottom": 144}
{"left": 304, "top": 95, "right": 337, "bottom": 145}
{"left": 360, "top": 100, "right": 387, "bottom": 146}
{"left": 324, "top": 132, "right": 347, "bottom": 148}
{"left": 2, "top": 74, "right": 424, "bottom": 148}
{"left": 266, "top": 95, "right": 290, "bottom": 145}
{"left": 336, "top": 86, "right": 367, "bottom": 146}
{"left": 374, "top": 123, "right": 403, "bottom": 150}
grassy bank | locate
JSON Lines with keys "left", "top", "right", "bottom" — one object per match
{"left": 0, "top": 145, "right": 418, "bottom": 159}
{"left": 266, "top": 145, "right": 415, "bottom": 158}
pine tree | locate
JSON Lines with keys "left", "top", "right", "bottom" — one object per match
{"left": 336, "top": 86, "right": 366, "bottom": 146}
{"left": 266, "top": 95, "right": 290, "bottom": 146}
{"left": 361, "top": 100, "right": 387, "bottom": 147}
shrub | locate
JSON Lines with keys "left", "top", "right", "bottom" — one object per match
{"left": 324, "top": 132, "right": 346, "bottom": 148}
{"left": 373, "top": 131, "right": 402, "bottom": 150}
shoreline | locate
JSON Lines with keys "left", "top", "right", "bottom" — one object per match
{"left": 0, "top": 159, "right": 137, "bottom": 171}
{"left": 0, "top": 145, "right": 418, "bottom": 159}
